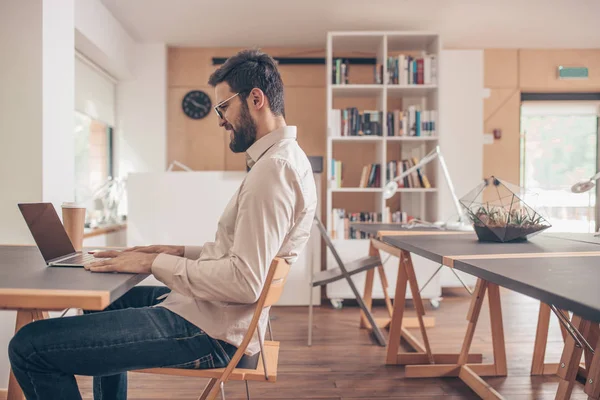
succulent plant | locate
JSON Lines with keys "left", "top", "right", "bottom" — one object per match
{"left": 459, "top": 176, "right": 551, "bottom": 242}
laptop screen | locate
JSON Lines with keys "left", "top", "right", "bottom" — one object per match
{"left": 18, "top": 203, "right": 76, "bottom": 262}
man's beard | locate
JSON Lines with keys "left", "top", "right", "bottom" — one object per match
{"left": 229, "top": 103, "right": 257, "bottom": 153}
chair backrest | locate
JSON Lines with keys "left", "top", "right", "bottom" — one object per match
{"left": 263, "top": 258, "right": 291, "bottom": 307}
{"left": 217, "top": 257, "right": 290, "bottom": 381}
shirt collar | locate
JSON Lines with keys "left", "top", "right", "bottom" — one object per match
{"left": 246, "top": 126, "right": 297, "bottom": 169}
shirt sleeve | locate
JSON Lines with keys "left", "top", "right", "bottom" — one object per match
{"left": 183, "top": 246, "right": 203, "bottom": 260}
{"left": 151, "top": 158, "right": 298, "bottom": 304}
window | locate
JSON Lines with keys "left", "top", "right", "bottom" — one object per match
{"left": 74, "top": 54, "right": 117, "bottom": 225}
{"left": 520, "top": 101, "right": 600, "bottom": 233}
{"left": 74, "top": 111, "right": 114, "bottom": 205}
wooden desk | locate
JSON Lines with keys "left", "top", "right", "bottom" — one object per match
{"left": 380, "top": 233, "right": 600, "bottom": 399}
{"left": 0, "top": 245, "right": 148, "bottom": 400}
{"left": 351, "top": 223, "right": 479, "bottom": 365}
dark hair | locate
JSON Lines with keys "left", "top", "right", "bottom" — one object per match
{"left": 208, "top": 49, "right": 285, "bottom": 117}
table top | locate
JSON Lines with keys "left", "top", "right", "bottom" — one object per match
{"left": 544, "top": 232, "right": 600, "bottom": 245}
{"left": 0, "top": 245, "right": 148, "bottom": 311}
{"left": 453, "top": 255, "right": 600, "bottom": 324}
{"left": 381, "top": 233, "right": 600, "bottom": 264}
{"left": 379, "top": 232, "right": 600, "bottom": 323}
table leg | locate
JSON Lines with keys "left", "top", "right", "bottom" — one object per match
{"left": 584, "top": 324, "right": 599, "bottom": 373}
{"left": 532, "top": 303, "right": 579, "bottom": 376}
{"left": 7, "top": 309, "right": 48, "bottom": 400}
{"left": 404, "top": 251, "right": 434, "bottom": 364}
{"left": 487, "top": 283, "right": 507, "bottom": 376}
{"left": 405, "top": 278, "right": 504, "bottom": 399}
{"left": 385, "top": 249, "right": 483, "bottom": 367}
{"left": 386, "top": 252, "right": 409, "bottom": 364}
{"left": 360, "top": 240, "right": 434, "bottom": 338}
{"left": 584, "top": 324, "right": 600, "bottom": 399}
{"left": 532, "top": 302, "right": 552, "bottom": 375}
{"left": 555, "top": 315, "right": 592, "bottom": 400}
{"left": 377, "top": 265, "right": 394, "bottom": 318}
{"left": 359, "top": 268, "right": 375, "bottom": 329}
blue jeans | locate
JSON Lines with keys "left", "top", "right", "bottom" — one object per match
{"left": 8, "top": 286, "right": 238, "bottom": 400}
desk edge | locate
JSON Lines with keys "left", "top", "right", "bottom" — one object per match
{"left": 0, "top": 288, "right": 110, "bottom": 311}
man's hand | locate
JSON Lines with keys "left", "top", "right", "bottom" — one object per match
{"left": 123, "top": 245, "right": 184, "bottom": 256}
{"left": 85, "top": 251, "right": 159, "bottom": 274}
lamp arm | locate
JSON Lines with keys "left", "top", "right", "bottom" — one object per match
{"left": 590, "top": 171, "right": 600, "bottom": 182}
{"left": 167, "top": 160, "right": 194, "bottom": 172}
{"left": 435, "top": 147, "right": 468, "bottom": 224}
{"left": 389, "top": 147, "right": 439, "bottom": 184}
{"left": 387, "top": 145, "right": 467, "bottom": 224}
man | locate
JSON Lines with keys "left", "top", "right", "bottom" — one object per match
{"left": 9, "top": 49, "right": 317, "bottom": 399}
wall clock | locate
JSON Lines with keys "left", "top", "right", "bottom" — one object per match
{"left": 182, "top": 90, "right": 212, "bottom": 119}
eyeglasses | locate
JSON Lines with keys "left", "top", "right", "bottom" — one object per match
{"left": 214, "top": 92, "right": 240, "bottom": 120}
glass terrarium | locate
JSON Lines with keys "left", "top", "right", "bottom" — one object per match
{"left": 459, "top": 176, "right": 552, "bottom": 242}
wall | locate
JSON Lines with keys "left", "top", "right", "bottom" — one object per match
{"left": 0, "top": 2, "right": 43, "bottom": 245}
{"left": 42, "top": 1, "right": 75, "bottom": 212}
{"left": 438, "top": 50, "right": 484, "bottom": 222}
{"left": 74, "top": 0, "right": 135, "bottom": 80}
{"left": 0, "top": 0, "right": 75, "bottom": 389}
{"left": 0, "top": 1, "right": 43, "bottom": 388}
{"left": 117, "top": 43, "right": 167, "bottom": 178}
{"left": 483, "top": 49, "right": 600, "bottom": 185}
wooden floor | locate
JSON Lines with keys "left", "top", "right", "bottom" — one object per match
{"left": 76, "top": 288, "right": 591, "bottom": 399}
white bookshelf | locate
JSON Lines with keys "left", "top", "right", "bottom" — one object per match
{"left": 325, "top": 31, "right": 443, "bottom": 301}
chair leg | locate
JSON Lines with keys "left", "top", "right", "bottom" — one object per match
{"left": 220, "top": 382, "right": 226, "bottom": 400}
{"left": 197, "top": 378, "right": 218, "bottom": 400}
{"left": 245, "top": 381, "right": 251, "bottom": 400}
{"left": 308, "top": 284, "right": 314, "bottom": 346}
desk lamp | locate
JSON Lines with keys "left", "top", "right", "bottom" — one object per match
{"left": 382, "top": 145, "right": 470, "bottom": 229}
{"left": 571, "top": 171, "right": 600, "bottom": 236}
{"left": 571, "top": 171, "right": 600, "bottom": 194}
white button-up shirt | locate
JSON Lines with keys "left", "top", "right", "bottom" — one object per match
{"left": 152, "top": 125, "right": 317, "bottom": 355}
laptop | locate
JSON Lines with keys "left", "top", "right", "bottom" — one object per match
{"left": 18, "top": 202, "right": 110, "bottom": 267}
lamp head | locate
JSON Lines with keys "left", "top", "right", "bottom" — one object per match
{"left": 571, "top": 180, "right": 595, "bottom": 193}
{"left": 383, "top": 181, "right": 398, "bottom": 200}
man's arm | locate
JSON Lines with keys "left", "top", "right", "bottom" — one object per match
{"left": 151, "top": 159, "right": 298, "bottom": 304}
{"left": 183, "top": 246, "right": 203, "bottom": 260}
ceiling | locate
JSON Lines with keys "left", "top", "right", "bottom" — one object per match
{"left": 101, "top": 0, "right": 600, "bottom": 49}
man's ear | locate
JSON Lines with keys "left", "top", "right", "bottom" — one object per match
{"left": 249, "top": 88, "right": 266, "bottom": 110}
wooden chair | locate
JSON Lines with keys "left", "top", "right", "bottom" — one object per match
{"left": 135, "top": 257, "right": 290, "bottom": 400}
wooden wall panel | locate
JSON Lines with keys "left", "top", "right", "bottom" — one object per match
{"left": 284, "top": 87, "right": 326, "bottom": 157}
{"left": 482, "top": 49, "right": 600, "bottom": 192}
{"left": 483, "top": 89, "right": 517, "bottom": 121}
{"left": 331, "top": 192, "right": 378, "bottom": 217}
{"left": 484, "top": 49, "right": 519, "bottom": 88}
{"left": 169, "top": 47, "right": 326, "bottom": 88}
{"left": 168, "top": 87, "right": 226, "bottom": 170}
{"left": 519, "top": 49, "right": 600, "bottom": 92}
{"left": 483, "top": 89, "right": 521, "bottom": 185}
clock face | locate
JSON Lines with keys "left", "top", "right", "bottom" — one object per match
{"left": 182, "top": 90, "right": 212, "bottom": 119}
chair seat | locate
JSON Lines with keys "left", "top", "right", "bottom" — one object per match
{"left": 135, "top": 340, "right": 280, "bottom": 383}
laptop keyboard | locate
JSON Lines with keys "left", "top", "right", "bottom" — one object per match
{"left": 60, "top": 253, "right": 110, "bottom": 265}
